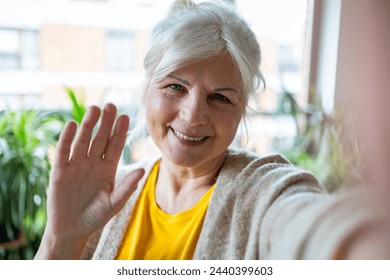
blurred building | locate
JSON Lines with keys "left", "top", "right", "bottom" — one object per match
{"left": 0, "top": 0, "right": 173, "bottom": 110}
{"left": 0, "top": 0, "right": 308, "bottom": 158}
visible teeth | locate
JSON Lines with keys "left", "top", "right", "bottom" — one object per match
{"left": 173, "top": 129, "right": 206, "bottom": 142}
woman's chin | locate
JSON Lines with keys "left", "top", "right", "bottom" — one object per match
{"left": 165, "top": 150, "right": 207, "bottom": 168}
{"left": 162, "top": 146, "right": 227, "bottom": 170}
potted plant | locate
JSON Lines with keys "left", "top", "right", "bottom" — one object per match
{"left": 0, "top": 109, "right": 64, "bottom": 259}
{"left": 275, "top": 88, "right": 361, "bottom": 192}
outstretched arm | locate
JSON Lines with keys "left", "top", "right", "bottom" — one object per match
{"left": 35, "top": 103, "right": 144, "bottom": 259}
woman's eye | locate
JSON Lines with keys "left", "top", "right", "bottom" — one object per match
{"left": 169, "top": 84, "right": 183, "bottom": 91}
{"left": 212, "top": 93, "right": 229, "bottom": 103}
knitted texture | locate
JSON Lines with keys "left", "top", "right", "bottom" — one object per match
{"left": 82, "top": 149, "right": 372, "bottom": 259}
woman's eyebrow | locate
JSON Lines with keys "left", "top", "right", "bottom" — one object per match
{"left": 214, "top": 87, "right": 238, "bottom": 94}
{"left": 168, "top": 75, "right": 238, "bottom": 94}
{"left": 167, "top": 75, "right": 190, "bottom": 86}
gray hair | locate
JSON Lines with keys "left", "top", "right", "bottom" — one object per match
{"left": 145, "top": 0, "right": 263, "bottom": 96}
{"left": 128, "top": 0, "right": 264, "bottom": 146}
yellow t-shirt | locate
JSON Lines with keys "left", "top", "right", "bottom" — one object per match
{"left": 116, "top": 161, "right": 215, "bottom": 260}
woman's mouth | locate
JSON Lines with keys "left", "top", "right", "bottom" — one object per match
{"left": 171, "top": 127, "right": 208, "bottom": 142}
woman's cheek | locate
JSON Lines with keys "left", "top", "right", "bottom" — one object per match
{"left": 150, "top": 95, "right": 179, "bottom": 124}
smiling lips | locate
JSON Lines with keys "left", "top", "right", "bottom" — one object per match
{"left": 171, "top": 127, "right": 208, "bottom": 142}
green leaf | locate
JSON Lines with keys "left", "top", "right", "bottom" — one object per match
{"left": 65, "top": 86, "right": 87, "bottom": 125}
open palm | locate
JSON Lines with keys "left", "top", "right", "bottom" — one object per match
{"left": 45, "top": 103, "right": 144, "bottom": 240}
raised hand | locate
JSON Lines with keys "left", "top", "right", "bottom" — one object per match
{"left": 35, "top": 103, "right": 144, "bottom": 259}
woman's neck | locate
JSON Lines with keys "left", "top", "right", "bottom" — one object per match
{"left": 154, "top": 152, "right": 226, "bottom": 214}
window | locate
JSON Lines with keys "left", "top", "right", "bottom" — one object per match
{"left": 234, "top": 0, "right": 309, "bottom": 155}
{"left": 20, "top": 30, "right": 40, "bottom": 69}
{"left": 0, "top": 29, "right": 40, "bottom": 70}
{"left": 0, "top": 29, "right": 19, "bottom": 69}
{"left": 106, "top": 30, "right": 136, "bottom": 71}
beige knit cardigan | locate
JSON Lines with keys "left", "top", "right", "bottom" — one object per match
{"left": 82, "top": 149, "right": 372, "bottom": 259}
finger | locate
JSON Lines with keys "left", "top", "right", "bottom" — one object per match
{"left": 102, "top": 114, "right": 129, "bottom": 163}
{"left": 53, "top": 121, "right": 77, "bottom": 168}
{"left": 110, "top": 168, "right": 145, "bottom": 213}
{"left": 88, "top": 103, "right": 117, "bottom": 157}
{"left": 71, "top": 106, "right": 101, "bottom": 160}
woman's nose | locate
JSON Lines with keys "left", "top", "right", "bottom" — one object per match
{"left": 179, "top": 93, "right": 208, "bottom": 126}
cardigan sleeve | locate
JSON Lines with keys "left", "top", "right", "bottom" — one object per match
{"left": 259, "top": 185, "right": 378, "bottom": 259}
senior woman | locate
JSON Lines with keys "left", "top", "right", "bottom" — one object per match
{"left": 35, "top": 0, "right": 389, "bottom": 260}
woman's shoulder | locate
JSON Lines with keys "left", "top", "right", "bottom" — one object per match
{"left": 223, "top": 148, "right": 325, "bottom": 193}
{"left": 225, "top": 148, "right": 293, "bottom": 173}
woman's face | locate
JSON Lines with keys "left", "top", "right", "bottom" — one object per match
{"left": 145, "top": 53, "right": 245, "bottom": 168}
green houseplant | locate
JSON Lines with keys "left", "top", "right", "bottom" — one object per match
{"left": 275, "top": 88, "right": 361, "bottom": 192}
{"left": 0, "top": 110, "right": 64, "bottom": 259}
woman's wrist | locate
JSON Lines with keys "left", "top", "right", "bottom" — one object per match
{"left": 34, "top": 230, "right": 90, "bottom": 260}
